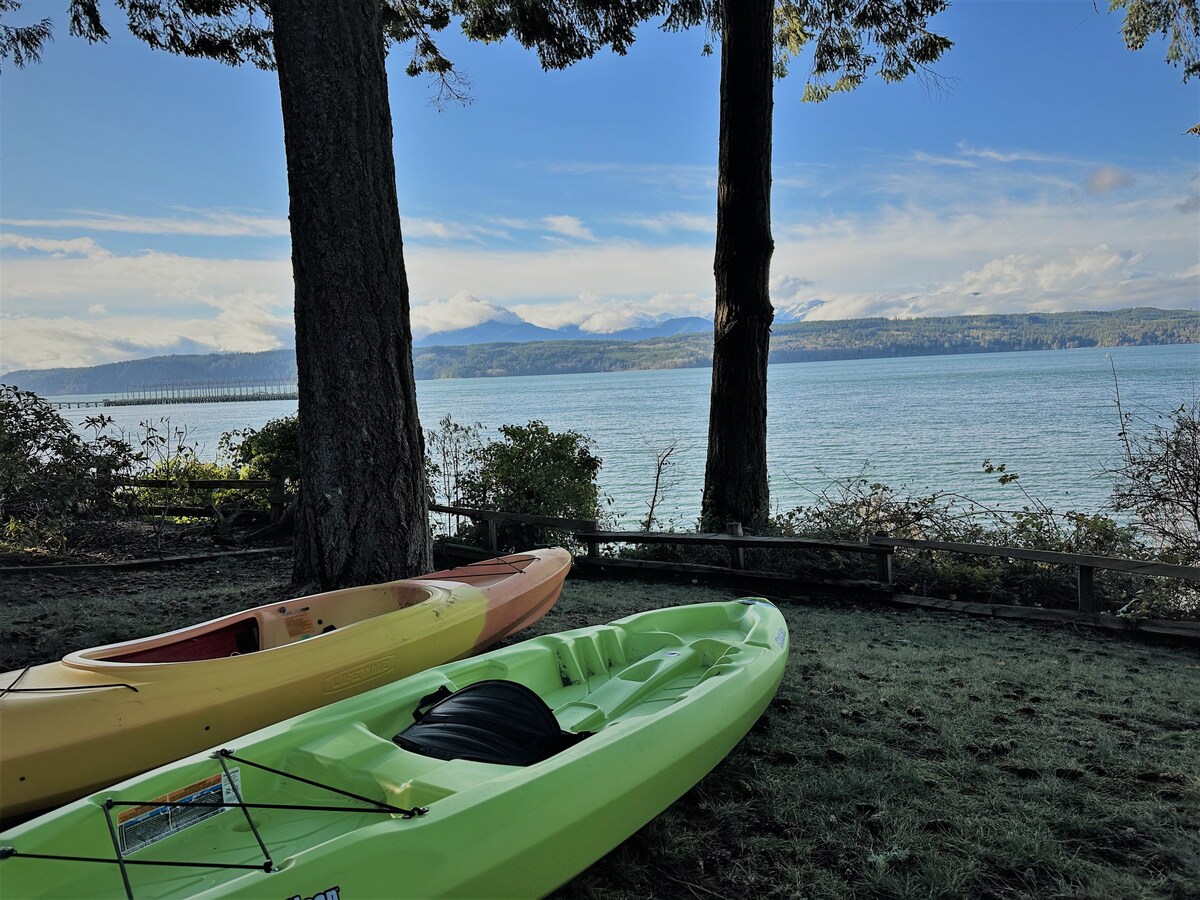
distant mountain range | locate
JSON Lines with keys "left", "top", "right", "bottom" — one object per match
{"left": 410, "top": 299, "right": 826, "bottom": 346}
{"left": 4, "top": 306, "right": 1196, "bottom": 396}
{"left": 413, "top": 315, "right": 715, "bottom": 347}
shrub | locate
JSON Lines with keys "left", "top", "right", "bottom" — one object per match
{"left": 127, "top": 456, "right": 239, "bottom": 510}
{"left": 767, "top": 466, "right": 1153, "bottom": 612}
{"left": 446, "top": 420, "right": 603, "bottom": 552}
{"left": 1108, "top": 399, "right": 1200, "bottom": 564}
{"left": 0, "top": 386, "right": 135, "bottom": 543}
{"left": 219, "top": 415, "right": 300, "bottom": 481}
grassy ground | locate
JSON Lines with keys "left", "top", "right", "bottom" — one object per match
{"left": 545, "top": 579, "right": 1200, "bottom": 900}
{"left": 2, "top": 556, "right": 1198, "bottom": 898}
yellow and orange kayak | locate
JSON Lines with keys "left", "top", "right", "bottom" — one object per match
{"left": 0, "top": 548, "right": 570, "bottom": 822}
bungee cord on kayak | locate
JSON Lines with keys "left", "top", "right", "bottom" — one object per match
{"left": 0, "top": 666, "right": 139, "bottom": 698}
{"left": 0, "top": 746, "right": 430, "bottom": 900}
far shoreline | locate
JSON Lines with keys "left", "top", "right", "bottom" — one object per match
{"left": 27, "top": 339, "right": 1199, "bottom": 400}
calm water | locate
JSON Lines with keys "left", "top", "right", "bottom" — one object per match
{"left": 53, "top": 344, "right": 1198, "bottom": 526}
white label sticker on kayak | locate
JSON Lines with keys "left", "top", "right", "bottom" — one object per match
{"left": 775, "top": 627, "right": 787, "bottom": 649}
{"left": 116, "top": 767, "right": 241, "bottom": 854}
{"left": 286, "top": 886, "right": 341, "bottom": 900}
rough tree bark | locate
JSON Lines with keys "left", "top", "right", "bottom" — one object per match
{"left": 270, "top": 0, "right": 432, "bottom": 587}
{"left": 700, "top": 0, "right": 775, "bottom": 531}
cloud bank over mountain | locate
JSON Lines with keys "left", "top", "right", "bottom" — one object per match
{"left": 1, "top": 148, "right": 1196, "bottom": 372}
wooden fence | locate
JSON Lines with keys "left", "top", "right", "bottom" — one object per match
{"left": 428, "top": 504, "right": 599, "bottom": 554}
{"left": 868, "top": 536, "right": 1198, "bottom": 615}
{"left": 118, "top": 481, "right": 1200, "bottom": 639}
{"left": 115, "top": 475, "right": 290, "bottom": 523}
{"left": 436, "top": 505, "right": 1200, "bottom": 640}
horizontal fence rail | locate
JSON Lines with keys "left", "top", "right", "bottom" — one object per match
{"left": 106, "top": 489, "right": 1198, "bottom": 637}
{"left": 869, "top": 535, "right": 1200, "bottom": 616}
{"left": 115, "top": 478, "right": 279, "bottom": 490}
{"left": 113, "top": 475, "right": 291, "bottom": 523}
{"left": 429, "top": 503, "right": 597, "bottom": 555}
{"left": 576, "top": 527, "right": 893, "bottom": 582}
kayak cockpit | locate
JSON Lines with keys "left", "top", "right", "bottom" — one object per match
{"left": 102, "top": 617, "right": 262, "bottom": 663}
{"left": 392, "top": 680, "right": 591, "bottom": 766}
{"left": 76, "top": 583, "right": 444, "bottom": 664}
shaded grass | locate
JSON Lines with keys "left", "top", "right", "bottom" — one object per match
{"left": 0, "top": 555, "right": 297, "bottom": 670}
{"left": 532, "top": 580, "right": 1200, "bottom": 899}
{"left": 1, "top": 560, "right": 1197, "bottom": 897}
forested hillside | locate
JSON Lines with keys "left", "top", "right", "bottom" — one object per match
{"left": 4, "top": 308, "right": 1196, "bottom": 394}
{"left": 1, "top": 349, "right": 297, "bottom": 396}
{"left": 413, "top": 307, "right": 1199, "bottom": 377}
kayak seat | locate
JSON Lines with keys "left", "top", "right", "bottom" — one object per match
{"left": 106, "top": 618, "right": 260, "bottom": 662}
{"left": 393, "top": 679, "right": 590, "bottom": 766}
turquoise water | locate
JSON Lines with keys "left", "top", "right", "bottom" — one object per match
{"left": 52, "top": 344, "right": 1198, "bottom": 525}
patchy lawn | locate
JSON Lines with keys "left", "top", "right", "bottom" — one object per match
{"left": 544, "top": 579, "right": 1200, "bottom": 900}
{"left": 2, "top": 556, "right": 1197, "bottom": 898}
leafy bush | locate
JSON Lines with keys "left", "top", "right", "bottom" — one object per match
{"left": 219, "top": 415, "right": 300, "bottom": 481}
{"left": 426, "top": 415, "right": 484, "bottom": 506}
{"left": 127, "top": 456, "right": 238, "bottom": 510}
{"left": 769, "top": 466, "right": 1155, "bottom": 612}
{"left": 0, "top": 386, "right": 135, "bottom": 544}
{"left": 1108, "top": 399, "right": 1200, "bottom": 564}
{"left": 430, "top": 418, "right": 604, "bottom": 552}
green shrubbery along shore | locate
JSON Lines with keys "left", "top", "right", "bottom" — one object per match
{"left": 2, "top": 386, "right": 1196, "bottom": 620}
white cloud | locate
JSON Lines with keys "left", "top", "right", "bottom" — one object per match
{"left": 3, "top": 209, "right": 289, "bottom": 238}
{"left": 511, "top": 292, "right": 713, "bottom": 332}
{"left": 955, "top": 144, "right": 1070, "bottom": 165}
{"left": 3, "top": 209, "right": 516, "bottom": 245}
{"left": 484, "top": 215, "right": 602, "bottom": 242}
{"left": 0, "top": 310, "right": 291, "bottom": 372}
{"left": 541, "top": 215, "right": 596, "bottom": 241}
{"left": 411, "top": 292, "right": 521, "bottom": 338}
{"left": 956, "top": 245, "right": 1139, "bottom": 296}
{"left": 911, "top": 151, "right": 977, "bottom": 169}
{"left": 0, "top": 244, "right": 293, "bottom": 311}
{"left": 403, "top": 218, "right": 512, "bottom": 242}
{"left": 772, "top": 275, "right": 817, "bottom": 298}
{"left": 3, "top": 152, "right": 1196, "bottom": 370}
{"left": 1086, "top": 166, "right": 1136, "bottom": 194}
{"left": 798, "top": 250, "right": 1198, "bottom": 323}
{"left": 545, "top": 161, "right": 715, "bottom": 192}
{"left": 1, "top": 234, "right": 112, "bottom": 258}
{"left": 621, "top": 212, "right": 713, "bottom": 234}
{"left": 406, "top": 240, "right": 714, "bottom": 307}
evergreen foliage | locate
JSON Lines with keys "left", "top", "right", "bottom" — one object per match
{"left": 1109, "top": 0, "right": 1200, "bottom": 133}
{"left": 0, "top": 0, "right": 51, "bottom": 70}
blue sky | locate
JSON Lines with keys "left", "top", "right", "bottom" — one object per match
{"left": 1, "top": 0, "right": 1197, "bottom": 372}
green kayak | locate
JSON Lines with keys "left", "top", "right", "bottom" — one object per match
{"left": 0, "top": 599, "right": 789, "bottom": 899}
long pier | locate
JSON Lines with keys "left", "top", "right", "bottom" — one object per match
{"left": 50, "top": 379, "right": 298, "bottom": 409}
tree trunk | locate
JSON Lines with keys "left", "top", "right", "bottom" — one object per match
{"left": 701, "top": 0, "right": 775, "bottom": 531}
{"left": 270, "top": 0, "right": 432, "bottom": 587}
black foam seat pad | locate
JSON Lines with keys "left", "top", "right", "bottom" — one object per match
{"left": 393, "top": 679, "right": 590, "bottom": 766}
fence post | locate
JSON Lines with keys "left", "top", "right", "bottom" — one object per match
{"left": 726, "top": 522, "right": 745, "bottom": 570}
{"left": 268, "top": 473, "right": 286, "bottom": 524}
{"left": 873, "top": 532, "right": 893, "bottom": 586}
{"left": 1077, "top": 565, "right": 1098, "bottom": 615}
{"left": 582, "top": 520, "right": 599, "bottom": 560}
{"left": 485, "top": 519, "right": 498, "bottom": 553}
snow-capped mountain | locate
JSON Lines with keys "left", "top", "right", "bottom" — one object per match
{"left": 774, "top": 298, "right": 827, "bottom": 323}
{"left": 413, "top": 314, "right": 713, "bottom": 347}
